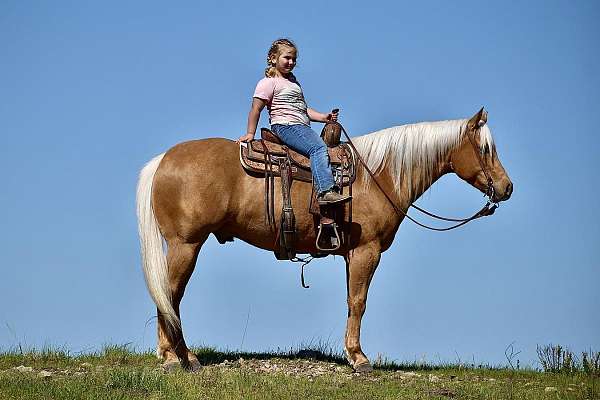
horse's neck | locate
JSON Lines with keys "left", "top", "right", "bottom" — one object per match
{"left": 374, "top": 154, "right": 450, "bottom": 209}
{"left": 410, "top": 160, "right": 450, "bottom": 203}
{"left": 354, "top": 120, "right": 464, "bottom": 214}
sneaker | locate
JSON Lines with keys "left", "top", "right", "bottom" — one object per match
{"left": 317, "top": 190, "right": 352, "bottom": 205}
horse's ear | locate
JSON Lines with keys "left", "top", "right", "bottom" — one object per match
{"left": 467, "top": 107, "right": 488, "bottom": 130}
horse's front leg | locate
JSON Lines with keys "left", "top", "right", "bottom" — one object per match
{"left": 344, "top": 243, "right": 381, "bottom": 372}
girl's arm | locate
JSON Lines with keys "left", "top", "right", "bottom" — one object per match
{"left": 308, "top": 108, "right": 338, "bottom": 123}
{"left": 238, "top": 98, "right": 267, "bottom": 143}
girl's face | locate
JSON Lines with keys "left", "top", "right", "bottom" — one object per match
{"left": 272, "top": 46, "right": 297, "bottom": 77}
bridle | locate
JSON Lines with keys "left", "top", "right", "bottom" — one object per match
{"left": 465, "top": 121, "right": 496, "bottom": 202}
{"left": 336, "top": 121, "right": 499, "bottom": 231}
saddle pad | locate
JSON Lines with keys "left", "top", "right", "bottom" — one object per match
{"left": 240, "top": 141, "right": 356, "bottom": 185}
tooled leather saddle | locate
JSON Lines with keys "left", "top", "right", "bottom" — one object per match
{"left": 239, "top": 122, "right": 356, "bottom": 260}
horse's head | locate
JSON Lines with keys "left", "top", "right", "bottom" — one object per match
{"left": 449, "top": 108, "right": 513, "bottom": 203}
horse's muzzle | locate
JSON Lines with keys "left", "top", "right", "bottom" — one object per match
{"left": 497, "top": 181, "right": 513, "bottom": 202}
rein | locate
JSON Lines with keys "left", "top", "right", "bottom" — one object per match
{"left": 335, "top": 121, "right": 498, "bottom": 231}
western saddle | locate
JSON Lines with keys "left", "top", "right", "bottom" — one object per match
{"left": 239, "top": 122, "right": 356, "bottom": 260}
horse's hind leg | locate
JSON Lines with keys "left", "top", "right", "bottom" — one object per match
{"left": 157, "top": 237, "right": 206, "bottom": 372}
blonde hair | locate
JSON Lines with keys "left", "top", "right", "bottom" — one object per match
{"left": 265, "top": 38, "right": 298, "bottom": 78}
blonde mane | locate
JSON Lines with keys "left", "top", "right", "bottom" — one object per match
{"left": 352, "top": 119, "right": 494, "bottom": 200}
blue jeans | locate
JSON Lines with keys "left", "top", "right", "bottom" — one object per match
{"left": 271, "top": 124, "right": 335, "bottom": 194}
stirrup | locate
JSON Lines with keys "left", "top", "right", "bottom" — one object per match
{"left": 315, "top": 221, "right": 341, "bottom": 252}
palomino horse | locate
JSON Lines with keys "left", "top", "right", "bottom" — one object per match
{"left": 136, "top": 108, "right": 512, "bottom": 372}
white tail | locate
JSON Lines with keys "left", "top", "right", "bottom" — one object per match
{"left": 136, "top": 153, "right": 180, "bottom": 332}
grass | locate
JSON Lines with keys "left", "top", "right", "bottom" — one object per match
{"left": 0, "top": 344, "right": 598, "bottom": 400}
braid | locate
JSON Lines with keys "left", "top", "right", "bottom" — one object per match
{"left": 264, "top": 38, "right": 297, "bottom": 77}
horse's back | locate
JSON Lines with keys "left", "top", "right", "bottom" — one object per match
{"left": 162, "top": 137, "right": 239, "bottom": 169}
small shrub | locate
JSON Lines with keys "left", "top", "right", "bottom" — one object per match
{"left": 581, "top": 350, "right": 600, "bottom": 376}
{"left": 537, "top": 344, "right": 600, "bottom": 375}
{"left": 536, "top": 344, "right": 576, "bottom": 373}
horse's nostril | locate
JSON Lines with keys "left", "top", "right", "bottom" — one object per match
{"left": 505, "top": 182, "right": 513, "bottom": 198}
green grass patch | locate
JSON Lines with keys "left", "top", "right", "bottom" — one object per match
{"left": 0, "top": 345, "right": 598, "bottom": 399}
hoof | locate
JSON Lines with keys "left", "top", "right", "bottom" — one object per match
{"left": 186, "top": 359, "right": 202, "bottom": 373}
{"left": 162, "top": 360, "right": 181, "bottom": 373}
{"left": 354, "top": 362, "right": 373, "bottom": 373}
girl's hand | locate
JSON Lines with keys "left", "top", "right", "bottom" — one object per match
{"left": 308, "top": 107, "right": 339, "bottom": 123}
{"left": 237, "top": 133, "right": 255, "bottom": 144}
{"left": 327, "top": 109, "right": 339, "bottom": 122}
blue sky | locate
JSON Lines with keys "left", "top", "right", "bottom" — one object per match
{"left": 1, "top": 1, "right": 598, "bottom": 367}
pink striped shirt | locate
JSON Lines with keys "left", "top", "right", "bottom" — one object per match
{"left": 253, "top": 77, "right": 310, "bottom": 126}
